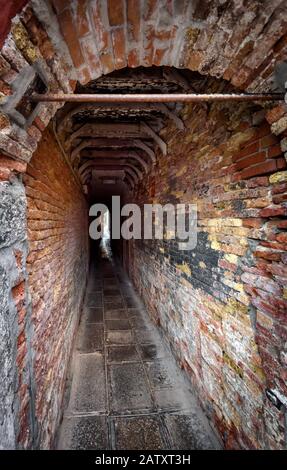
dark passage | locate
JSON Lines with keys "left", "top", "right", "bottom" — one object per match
{"left": 57, "top": 244, "right": 220, "bottom": 450}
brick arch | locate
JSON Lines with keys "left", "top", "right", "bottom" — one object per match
{"left": 0, "top": 0, "right": 287, "bottom": 450}
{"left": 51, "top": 0, "right": 287, "bottom": 91}
{"left": 0, "top": 0, "right": 287, "bottom": 167}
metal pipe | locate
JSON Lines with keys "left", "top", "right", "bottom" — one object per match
{"left": 30, "top": 92, "right": 285, "bottom": 103}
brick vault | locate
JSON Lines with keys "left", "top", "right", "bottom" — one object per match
{"left": 0, "top": 0, "right": 287, "bottom": 450}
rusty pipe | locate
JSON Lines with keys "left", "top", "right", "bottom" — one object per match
{"left": 30, "top": 93, "right": 285, "bottom": 103}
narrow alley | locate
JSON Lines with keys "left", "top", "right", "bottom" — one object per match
{"left": 0, "top": 0, "right": 287, "bottom": 454}
{"left": 57, "top": 246, "right": 220, "bottom": 450}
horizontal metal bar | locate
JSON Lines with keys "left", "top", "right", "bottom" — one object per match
{"left": 30, "top": 93, "right": 285, "bottom": 103}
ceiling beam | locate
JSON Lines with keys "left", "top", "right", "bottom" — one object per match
{"left": 78, "top": 150, "right": 148, "bottom": 174}
{"left": 57, "top": 102, "right": 183, "bottom": 133}
{"left": 66, "top": 122, "right": 166, "bottom": 155}
{"left": 72, "top": 144, "right": 149, "bottom": 173}
{"left": 140, "top": 121, "right": 167, "bottom": 155}
{"left": 79, "top": 161, "right": 140, "bottom": 184}
{"left": 70, "top": 137, "right": 156, "bottom": 164}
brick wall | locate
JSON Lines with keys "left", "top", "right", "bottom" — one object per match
{"left": 0, "top": 0, "right": 286, "bottom": 450}
{"left": 0, "top": 166, "right": 28, "bottom": 448}
{"left": 22, "top": 125, "right": 89, "bottom": 448}
{"left": 126, "top": 101, "right": 287, "bottom": 449}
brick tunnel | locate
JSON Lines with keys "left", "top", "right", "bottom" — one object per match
{"left": 0, "top": 0, "right": 287, "bottom": 451}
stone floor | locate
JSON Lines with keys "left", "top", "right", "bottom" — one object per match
{"left": 57, "top": 251, "right": 221, "bottom": 450}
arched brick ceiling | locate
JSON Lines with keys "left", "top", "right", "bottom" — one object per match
{"left": 0, "top": 0, "right": 286, "bottom": 194}
{"left": 50, "top": 0, "right": 287, "bottom": 90}
{"left": 45, "top": 0, "right": 287, "bottom": 193}
{"left": 56, "top": 66, "right": 194, "bottom": 191}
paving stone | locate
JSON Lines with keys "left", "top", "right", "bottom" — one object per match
{"left": 107, "top": 345, "right": 140, "bottom": 363}
{"left": 104, "top": 293, "right": 122, "bottom": 300}
{"left": 104, "top": 295, "right": 123, "bottom": 302}
{"left": 127, "top": 308, "right": 143, "bottom": 317}
{"left": 87, "top": 281, "right": 103, "bottom": 291}
{"left": 145, "top": 359, "right": 180, "bottom": 390}
{"left": 87, "top": 288, "right": 103, "bottom": 294}
{"left": 105, "top": 308, "right": 127, "bottom": 320}
{"left": 68, "top": 353, "right": 106, "bottom": 413}
{"left": 58, "top": 416, "right": 108, "bottom": 450}
{"left": 131, "top": 316, "right": 153, "bottom": 330}
{"left": 106, "top": 319, "right": 131, "bottom": 330}
{"left": 134, "top": 327, "right": 161, "bottom": 344}
{"left": 121, "top": 289, "right": 135, "bottom": 297}
{"left": 84, "top": 307, "right": 103, "bottom": 323}
{"left": 104, "top": 298, "right": 124, "bottom": 309}
{"left": 124, "top": 296, "right": 138, "bottom": 308}
{"left": 106, "top": 330, "right": 134, "bottom": 345}
{"left": 86, "top": 293, "right": 103, "bottom": 307}
{"left": 139, "top": 343, "right": 167, "bottom": 361}
{"left": 104, "top": 288, "right": 121, "bottom": 296}
{"left": 77, "top": 323, "right": 103, "bottom": 352}
{"left": 164, "top": 413, "right": 220, "bottom": 450}
{"left": 114, "top": 416, "right": 165, "bottom": 450}
{"left": 154, "top": 387, "right": 195, "bottom": 412}
{"left": 105, "top": 304, "right": 127, "bottom": 314}
{"left": 108, "top": 363, "right": 153, "bottom": 412}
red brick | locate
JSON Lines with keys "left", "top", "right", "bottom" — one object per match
{"left": 58, "top": 8, "right": 85, "bottom": 68}
{"left": 0, "top": 168, "right": 10, "bottom": 180}
{"left": 91, "top": 2, "right": 110, "bottom": 53}
{"left": 108, "top": 0, "right": 124, "bottom": 26}
{"left": 276, "top": 220, "right": 287, "bottom": 229}
{"left": 232, "top": 141, "right": 259, "bottom": 162}
{"left": 272, "top": 182, "right": 287, "bottom": 194}
{"left": 33, "top": 116, "right": 45, "bottom": 132}
{"left": 79, "top": 66, "right": 91, "bottom": 85}
{"left": 268, "top": 144, "right": 282, "bottom": 159}
{"left": 127, "top": 0, "right": 141, "bottom": 42}
{"left": 246, "top": 176, "right": 269, "bottom": 188}
{"left": 144, "top": 0, "right": 158, "bottom": 20}
{"left": 265, "top": 105, "right": 287, "bottom": 125}
{"left": 111, "top": 28, "right": 126, "bottom": 70}
{"left": 153, "top": 47, "right": 168, "bottom": 66}
{"left": 75, "top": 0, "right": 90, "bottom": 37}
{"left": 51, "top": 0, "right": 70, "bottom": 14}
{"left": 276, "top": 157, "right": 287, "bottom": 170}
{"left": 233, "top": 160, "right": 277, "bottom": 181}
{"left": 273, "top": 193, "right": 287, "bottom": 204}
{"left": 0, "top": 155, "right": 27, "bottom": 173}
{"left": 0, "top": 0, "right": 29, "bottom": 48}
{"left": 235, "top": 151, "right": 266, "bottom": 171}
{"left": 127, "top": 48, "right": 140, "bottom": 67}
{"left": 256, "top": 122, "right": 272, "bottom": 139}
{"left": 81, "top": 36, "right": 102, "bottom": 76}
{"left": 260, "top": 134, "right": 279, "bottom": 148}
{"left": 0, "top": 78, "right": 12, "bottom": 95}
{"left": 260, "top": 205, "right": 287, "bottom": 217}
{"left": 254, "top": 250, "right": 282, "bottom": 261}
{"left": 242, "top": 218, "right": 263, "bottom": 228}
{"left": 99, "top": 52, "right": 115, "bottom": 75}
{"left": 276, "top": 233, "right": 287, "bottom": 244}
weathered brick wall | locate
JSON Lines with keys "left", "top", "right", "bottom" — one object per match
{"left": 0, "top": 3, "right": 79, "bottom": 449}
{"left": 0, "top": 0, "right": 286, "bottom": 451}
{"left": 0, "top": 162, "right": 28, "bottom": 449}
{"left": 126, "top": 101, "right": 287, "bottom": 449}
{"left": 22, "top": 125, "right": 89, "bottom": 448}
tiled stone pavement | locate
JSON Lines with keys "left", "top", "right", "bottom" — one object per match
{"left": 57, "top": 257, "right": 221, "bottom": 450}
